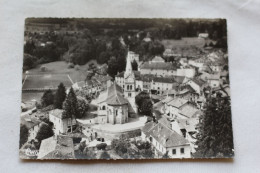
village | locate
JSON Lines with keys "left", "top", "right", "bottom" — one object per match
{"left": 20, "top": 19, "right": 232, "bottom": 159}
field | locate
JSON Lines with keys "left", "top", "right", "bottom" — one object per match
{"left": 160, "top": 37, "right": 213, "bottom": 49}
{"left": 26, "top": 60, "right": 101, "bottom": 83}
{"left": 22, "top": 92, "right": 44, "bottom": 103}
{"left": 22, "top": 60, "right": 102, "bottom": 102}
{"left": 22, "top": 74, "right": 73, "bottom": 90}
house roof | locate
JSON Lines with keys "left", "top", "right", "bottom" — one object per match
{"left": 161, "top": 96, "right": 175, "bottom": 104}
{"left": 151, "top": 56, "right": 165, "bottom": 62}
{"left": 37, "top": 135, "right": 75, "bottom": 159}
{"left": 20, "top": 114, "right": 41, "bottom": 129}
{"left": 167, "top": 98, "right": 189, "bottom": 108}
{"left": 49, "top": 109, "right": 65, "bottom": 119}
{"left": 179, "top": 105, "right": 201, "bottom": 118}
{"left": 142, "top": 121, "right": 157, "bottom": 137}
{"left": 148, "top": 121, "right": 189, "bottom": 148}
{"left": 177, "top": 118, "right": 198, "bottom": 132}
{"left": 192, "top": 78, "right": 205, "bottom": 87}
{"left": 106, "top": 83, "right": 128, "bottom": 106}
{"left": 140, "top": 62, "right": 177, "bottom": 71}
{"left": 93, "top": 74, "right": 112, "bottom": 83}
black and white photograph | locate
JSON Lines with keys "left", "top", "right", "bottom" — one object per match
{"left": 20, "top": 18, "right": 234, "bottom": 160}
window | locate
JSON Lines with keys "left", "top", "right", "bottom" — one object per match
{"left": 180, "top": 148, "right": 185, "bottom": 154}
{"left": 115, "top": 110, "right": 118, "bottom": 116}
{"left": 128, "top": 93, "right": 131, "bottom": 97}
{"left": 102, "top": 105, "right": 106, "bottom": 110}
{"left": 172, "top": 149, "right": 176, "bottom": 154}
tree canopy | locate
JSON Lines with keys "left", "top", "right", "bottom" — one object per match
{"left": 20, "top": 124, "right": 29, "bottom": 148}
{"left": 194, "top": 94, "right": 234, "bottom": 158}
{"left": 54, "top": 83, "right": 67, "bottom": 109}
{"left": 62, "top": 87, "right": 78, "bottom": 120}
{"left": 41, "top": 89, "right": 54, "bottom": 108}
{"left": 36, "top": 123, "right": 54, "bottom": 146}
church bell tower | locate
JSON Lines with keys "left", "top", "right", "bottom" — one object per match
{"left": 124, "top": 50, "right": 137, "bottom": 113}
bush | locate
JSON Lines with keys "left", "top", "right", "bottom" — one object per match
{"left": 68, "top": 62, "right": 75, "bottom": 68}
{"left": 40, "top": 66, "right": 47, "bottom": 72}
{"left": 75, "top": 65, "right": 80, "bottom": 71}
{"left": 96, "top": 143, "right": 107, "bottom": 150}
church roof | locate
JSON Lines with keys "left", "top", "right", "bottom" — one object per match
{"left": 106, "top": 83, "right": 128, "bottom": 106}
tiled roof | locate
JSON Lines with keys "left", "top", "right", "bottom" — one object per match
{"left": 148, "top": 121, "right": 189, "bottom": 148}
{"left": 177, "top": 118, "right": 198, "bottom": 132}
{"left": 106, "top": 83, "right": 128, "bottom": 106}
{"left": 151, "top": 56, "right": 165, "bottom": 62}
{"left": 167, "top": 98, "right": 189, "bottom": 108}
{"left": 20, "top": 114, "right": 41, "bottom": 129}
{"left": 142, "top": 121, "right": 156, "bottom": 136}
{"left": 140, "top": 62, "right": 177, "bottom": 70}
{"left": 161, "top": 96, "right": 175, "bottom": 103}
{"left": 37, "top": 135, "right": 75, "bottom": 159}
{"left": 179, "top": 105, "right": 201, "bottom": 118}
{"left": 93, "top": 74, "right": 112, "bottom": 83}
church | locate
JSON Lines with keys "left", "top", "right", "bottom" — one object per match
{"left": 96, "top": 51, "right": 138, "bottom": 125}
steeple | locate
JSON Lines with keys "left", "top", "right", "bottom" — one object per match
{"left": 124, "top": 50, "right": 133, "bottom": 78}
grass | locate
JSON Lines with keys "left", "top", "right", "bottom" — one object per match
{"left": 26, "top": 60, "right": 101, "bottom": 83}
{"left": 22, "top": 92, "right": 43, "bottom": 102}
{"left": 22, "top": 74, "right": 73, "bottom": 89}
{"left": 22, "top": 60, "right": 102, "bottom": 103}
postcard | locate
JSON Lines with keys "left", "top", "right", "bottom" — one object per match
{"left": 20, "top": 18, "right": 234, "bottom": 159}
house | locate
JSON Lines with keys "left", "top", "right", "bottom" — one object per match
{"left": 165, "top": 98, "right": 190, "bottom": 119}
{"left": 178, "top": 104, "right": 201, "bottom": 119}
{"left": 176, "top": 85, "right": 199, "bottom": 102}
{"left": 139, "top": 57, "right": 177, "bottom": 77}
{"left": 49, "top": 109, "right": 77, "bottom": 135}
{"left": 141, "top": 118, "right": 191, "bottom": 158}
{"left": 183, "top": 78, "right": 205, "bottom": 95}
{"left": 163, "top": 48, "right": 181, "bottom": 57}
{"left": 207, "top": 73, "right": 220, "bottom": 88}
{"left": 37, "top": 135, "right": 75, "bottom": 159}
{"left": 171, "top": 118, "right": 199, "bottom": 153}
{"left": 92, "top": 74, "right": 112, "bottom": 91}
{"left": 73, "top": 79, "right": 102, "bottom": 95}
{"left": 177, "top": 68, "right": 196, "bottom": 78}
{"left": 21, "top": 115, "right": 41, "bottom": 141}
{"left": 198, "top": 33, "right": 209, "bottom": 39}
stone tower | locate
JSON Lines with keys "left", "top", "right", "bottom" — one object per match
{"left": 124, "top": 51, "right": 137, "bottom": 113}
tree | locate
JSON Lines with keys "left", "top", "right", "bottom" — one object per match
{"left": 135, "top": 91, "right": 153, "bottom": 116}
{"left": 77, "top": 97, "right": 89, "bottom": 119}
{"left": 131, "top": 59, "right": 138, "bottom": 71}
{"left": 107, "top": 56, "right": 119, "bottom": 78}
{"left": 63, "top": 88, "right": 78, "bottom": 132}
{"left": 135, "top": 91, "right": 150, "bottom": 108}
{"left": 54, "top": 83, "right": 67, "bottom": 109}
{"left": 194, "top": 94, "right": 234, "bottom": 158}
{"left": 111, "top": 138, "right": 130, "bottom": 156}
{"left": 23, "top": 54, "right": 37, "bottom": 71}
{"left": 100, "top": 151, "right": 111, "bottom": 159}
{"left": 41, "top": 89, "right": 54, "bottom": 108}
{"left": 35, "top": 123, "right": 54, "bottom": 146}
{"left": 20, "top": 125, "right": 29, "bottom": 148}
